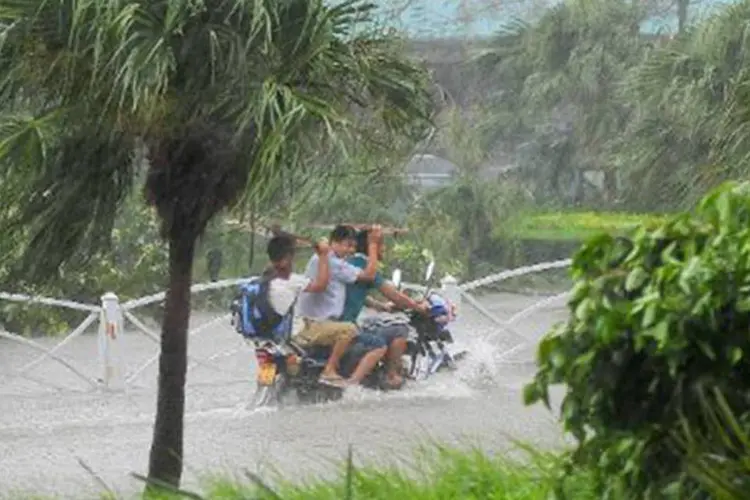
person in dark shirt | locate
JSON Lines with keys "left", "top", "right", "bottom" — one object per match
{"left": 341, "top": 229, "right": 427, "bottom": 388}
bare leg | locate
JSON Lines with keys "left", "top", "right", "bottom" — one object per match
{"left": 347, "top": 347, "right": 387, "bottom": 384}
{"left": 322, "top": 335, "right": 353, "bottom": 378}
{"left": 386, "top": 337, "right": 407, "bottom": 387}
{"left": 310, "top": 322, "right": 357, "bottom": 381}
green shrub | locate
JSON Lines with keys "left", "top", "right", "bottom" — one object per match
{"left": 0, "top": 201, "right": 258, "bottom": 336}
{"left": 524, "top": 181, "right": 750, "bottom": 499}
{"left": 0, "top": 201, "right": 168, "bottom": 335}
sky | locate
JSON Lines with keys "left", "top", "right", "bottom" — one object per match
{"left": 373, "top": 0, "right": 739, "bottom": 39}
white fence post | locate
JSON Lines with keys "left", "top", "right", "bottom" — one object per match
{"left": 440, "top": 274, "right": 461, "bottom": 307}
{"left": 98, "top": 292, "right": 124, "bottom": 391}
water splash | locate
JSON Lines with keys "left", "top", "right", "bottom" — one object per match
{"left": 338, "top": 373, "right": 476, "bottom": 406}
{"left": 451, "top": 337, "right": 504, "bottom": 385}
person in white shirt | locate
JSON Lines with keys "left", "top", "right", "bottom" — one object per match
{"left": 265, "top": 235, "right": 331, "bottom": 320}
{"left": 295, "top": 224, "right": 384, "bottom": 386}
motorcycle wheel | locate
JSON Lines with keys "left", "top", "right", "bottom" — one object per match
{"left": 408, "top": 353, "right": 432, "bottom": 380}
{"left": 452, "top": 350, "right": 469, "bottom": 362}
{"left": 362, "top": 368, "right": 390, "bottom": 391}
{"left": 296, "top": 385, "right": 343, "bottom": 405}
{"left": 251, "top": 375, "right": 287, "bottom": 408}
{"left": 436, "top": 350, "right": 469, "bottom": 372}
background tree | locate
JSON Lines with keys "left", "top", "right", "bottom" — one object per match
{"left": 0, "top": 0, "right": 432, "bottom": 488}
{"left": 475, "top": 0, "right": 647, "bottom": 207}
{"left": 614, "top": 1, "right": 750, "bottom": 210}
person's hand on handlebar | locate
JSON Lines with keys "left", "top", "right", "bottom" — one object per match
{"left": 410, "top": 299, "right": 430, "bottom": 316}
{"left": 382, "top": 298, "right": 428, "bottom": 315}
{"left": 380, "top": 301, "right": 395, "bottom": 313}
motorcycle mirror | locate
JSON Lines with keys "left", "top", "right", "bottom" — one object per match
{"left": 425, "top": 260, "right": 435, "bottom": 282}
{"left": 391, "top": 269, "right": 402, "bottom": 289}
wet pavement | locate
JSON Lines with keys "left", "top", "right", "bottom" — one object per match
{"left": 0, "top": 291, "right": 569, "bottom": 499}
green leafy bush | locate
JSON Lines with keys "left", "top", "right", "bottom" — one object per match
{"left": 0, "top": 200, "right": 168, "bottom": 335}
{"left": 524, "top": 181, "right": 750, "bottom": 499}
{"left": 389, "top": 241, "right": 462, "bottom": 284}
{"left": 0, "top": 200, "right": 257, "bottom": 336}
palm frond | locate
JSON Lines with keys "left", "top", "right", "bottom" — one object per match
{"left": 0, "top": 0, "right": 434, "bottom": 281}
{"left": 0, "top": 119, "right": 135, "bottom": 280}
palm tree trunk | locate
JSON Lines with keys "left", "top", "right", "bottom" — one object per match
{"left": 147, "top": 232, "right": 195, "bottom": 488}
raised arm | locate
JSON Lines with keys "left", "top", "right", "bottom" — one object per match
{"left": 303, "top": 238, "right": 331, "bottom": 293}
{"left": 356, "top": 225, "right": 382, "bottom": 281}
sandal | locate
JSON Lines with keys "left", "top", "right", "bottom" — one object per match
{"left": 319, "top": 373, "right": 346, "bottom": 387}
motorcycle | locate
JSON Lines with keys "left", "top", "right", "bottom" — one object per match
{"left": 391, "top": 262, "right": 468, "bottom": 381}
{"left": 230, "top": 260, "right": 462, "bottom": 408}
{"left": 230, "top": 320, "right": 390, "bottom": 408}
{"left": 230, "top": 300, "right": 339, "bottom": 406}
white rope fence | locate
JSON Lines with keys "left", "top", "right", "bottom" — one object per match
{"left": 124, "top": 313, "right": 240, "bottom": 386}
{"left": 121, "top": 277, "right": 254, "bottom": 310}
{"left": 16, "top": 313, "right": 99, "bottom": 372}
{"left": 459, "top": 259, "right": 572, "bottom": 292}
{"left": 0, "top": 259, "right": 572, "bottom": 393}
{"left": 0, "top": 291, "right": 100, "bottom": 312}
{"left": 0, "top": 330, "right": 100, "bottom": 389}
{"left": 507, "top": 292, "right": 570, "bottom": 326}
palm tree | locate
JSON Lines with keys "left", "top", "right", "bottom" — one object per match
{"left": 616, "top": 1, "right": 750, "bottom": 210}
{"left": 0, "top": 0, "right": 433, "bottom": 488}
{"left": 475, "top": 0, "right": 646, "bottom": 207}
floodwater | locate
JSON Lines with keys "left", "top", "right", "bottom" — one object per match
{"left": 0, "top": 291, "right": 569, "bottom": 499}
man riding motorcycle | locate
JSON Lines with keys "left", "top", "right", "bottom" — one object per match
{"left": 340, "top": 228, "right": 429, "bottom": 388}
{"left": 234, "top": 224, "right": 429, "bottom": 396}
{"left": 294, "top": 224, "right": 389, "bottom": 388}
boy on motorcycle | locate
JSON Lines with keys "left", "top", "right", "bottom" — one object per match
{"left": 231, "top": 234, "right": 331, "bottom": 354}
{"left": 295, "top": 224, "right": 387, "bottom": 387}
{"left": 264, "top": 234, "right": 331, "bottom": 316}
{"left": 340, "top": 228, "right": 429, "bottom": 388}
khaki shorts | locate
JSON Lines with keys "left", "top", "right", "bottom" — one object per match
{"left": 295, "top": 319, "right": 357, "bottom": 346}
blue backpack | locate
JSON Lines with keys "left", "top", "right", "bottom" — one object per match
{"left": 232, "top": 272, "right": 293, "bottom": 341}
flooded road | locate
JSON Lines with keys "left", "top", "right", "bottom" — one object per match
{"left": 0, "top": 292, "right": 569, "bottom": 499}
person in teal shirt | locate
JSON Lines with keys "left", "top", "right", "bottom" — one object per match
{"left": 341, "top": 229, "right": 427, "bottom": 387}
{"left": 340, "top": 254, "right": 386, "bottom": 322}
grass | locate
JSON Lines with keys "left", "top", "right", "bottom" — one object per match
{"left": 131, "top": 445, "right": 596, "bottom": 500}
{"left": 7, "top": 445, "right": 596, "bottom": 499}
{"left": 503, "top": 211, "right": 670, "bottom": 241}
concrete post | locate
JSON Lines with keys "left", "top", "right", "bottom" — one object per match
{"left": 440, "top": 274, "right": 461, "bottom": 308}
{"left": 98, "top": 292, "right": 124, "bottom": 390}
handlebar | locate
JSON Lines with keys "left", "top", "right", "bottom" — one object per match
{"left": 387, "top": 292, "right": 456, "bottom": 323}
